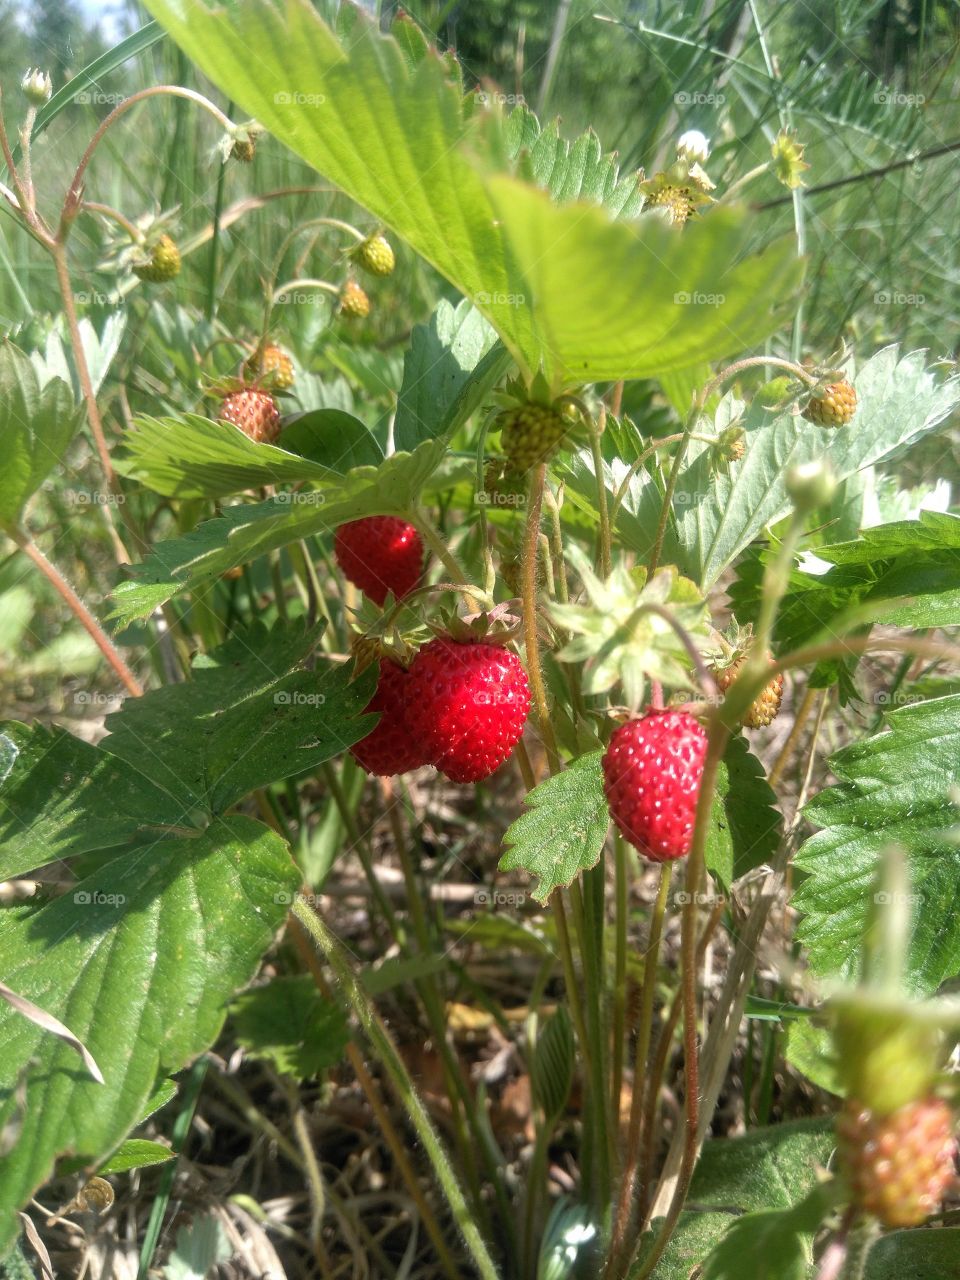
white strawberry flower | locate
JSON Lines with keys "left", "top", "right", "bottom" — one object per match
{"left": 677, "top": 129, "right": 710, "bottom": 165}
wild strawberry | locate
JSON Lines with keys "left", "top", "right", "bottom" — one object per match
{"left": 350, "top": 660, "right": 428, "bottom": 776}
{"left": 403, "top": 637, "right": 531, "bottom": 783}
{"left": 333, "top": 517, "right": 423, "bottom": 606}
{"left": 355, "top": 233, "right": 395, "bottom": 277}
{"left": 340, "top": 280, "right": 371, "bottom": 318}
{"left": 714, "top": 653, "right": 784, "bottom": 728}
{"left": 837, "top": 1096, "right": 957, "bottom": 1228}
{"left": 602, "top": 710, "right": 708, "bottom": 862}
{"left": 244, "top": 343, "right": 294, "bottom": 390}
{"left": 802, "top": 378, "right": 857, "bottom": 427}
{"left": 132, "top": 234, "right": 181, "bottom": 283}
{"left": 497, "top": 402, "right": 569, "bottom": 474}
{"left": 219, "top": 388, "right": 282, "bottom": 444}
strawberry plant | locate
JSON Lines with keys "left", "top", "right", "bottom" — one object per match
{"left": 0, "top": 4, "right": 959, "bottom": 1279}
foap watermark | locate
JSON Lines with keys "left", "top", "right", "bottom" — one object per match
{"left": 674, "top": 291, "right": 725, "bottom": 308}
{"left": 474, "top": 887, "right": 526, "bottom": 908}
{"left": 674, "top": 91, "right": 725, "bottom": 106}
{"left": 475, "top": 489, "right": 526, "bottom": 508}
{"left": 873, "top": 690, "right": 923, "bottom": 706}
{"left": 74, "top": 889, "right": 126, "bottom": 906}
{"left": 274, "top": 490, "right": 326, "bottom": 505}
{"left": 874, "top": 90, "right": 925, "bottom": 107}
{"left": 274, "top": 91, "right": 326, "bottom": 106}
{"left": 75, "top": 290, "right": 115, "bottom": 306}
{"left": 275, "top": 290, "right": 327, "bottom": 305}
{"left": 274, "top": 691, "right": 326, "bottom": 707}
{"left": 874, "top": 290, "right": 925, "bottom": 307}
{"left": 675, "top": 890, "right": 726, "bottom": 907}
{"left": 66, "top": 490, "right": 126, "bottom": 507}
{"left": 75, "top": 89, "right": 127, "bottom": 107}
{"left": 275, "top": 890, "right": 322, "bottom": 906}
{"left": 73, "top": 690, "right": 124, "bottom": 710}
{"left": 874, "top": 891, "right": 924, "bottom": 906}
{"left": 475, "top": 290, "right": 526, "bottom": 307}
{"left": 476, "top": 91, "right": 525, "bottom": 107}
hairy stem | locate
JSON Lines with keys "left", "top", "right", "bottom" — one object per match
{"left": 14, "top": 533, "right": 142, "bottom": 698}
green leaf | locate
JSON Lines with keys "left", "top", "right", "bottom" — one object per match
{"left": 114, "top": 414, "right": 337, "bottom": 497}
{"left": 0, "top": 816, "right": 298, "bottom": 1250}
{"left": 866, "top": 1228, "right": 960, "bottom": 1279}
{"left": 0, "top": 721, "right": 177, "bottom": 880}
{"left": 707, "top": 733, "right": 782, "bottom": 890}
{"left": 590, "top": 349, "right": 960, "bottom": 586}
{"left": 502, "top": 109, "right": 644, "bottom": 215}
{"left": 280, "top": 409, "right": 383, "bottom": 472}
{"left": 633, "top": 1119, "right": 834, "bottom": 1279}
{"left": 785, "top": 1019, "right": 842, "bottom": 1096}
{"left": 141, "top": 0, "right": 801, "bottom": 385}
{"left": 532, "top": 1007, "right": 575, "bottom": 1122}
{"left": 0, "top": 342, "right": 84, "bottom": 528}
{"left": 394, "top": 299, "right": 507, "bottom": 451}
{"left": 673, "top": 348, "right": 960, "bottom": 587}
{"left": 110, "top": 441, "right": 447, "bottom": 626}
{"left": 701, "top": 1184, "right": 835, "bottom": 1280}
{"left": 729, "top": 510, "right": 960, "bottom": 671}
{"left": 499, "top": 752, "right": 609, "bottom": 904}
{"left": 100, "top": 621, "right": 377, "bottom": 817}
{"left": 795, "top": 694, "right": 960, "bottom": 994}
{"left": 98, "top": 1139, "right": 175, "bottom": 1174}
{"left": 231, "top": 975, "right": 349, "bottom": 1079}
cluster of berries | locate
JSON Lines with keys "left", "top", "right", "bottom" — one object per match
{"left": 332, "top": 517, "right": 531, "bottom": 782}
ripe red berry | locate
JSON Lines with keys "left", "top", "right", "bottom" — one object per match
{"left": 350, "top": 660, "right": 428, "bottom": 777}
{"left": 219, "top": 388, "right": 282, "bottom": 444}
{"left": 602, "top": 709, "right": 708, "bottom": 862}
{"left": 333, "top": 516, "right": 424, "bottom": 607}
{"left": 403, "top": 637, "right": 531, "bottom": 783}
{"left": 837, "top": 1096, "right": 957, "bottom": 1228}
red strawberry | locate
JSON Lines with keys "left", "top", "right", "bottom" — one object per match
{"left": 219, "top": 388, "right": 282, "bottom": 444}
{"left": 403, "top": 637, "right": 531, "bottom": 783}
{"left": 334, "top": 517, "right": 424, "bottom": 606}
{"left": 602, "top": 709, "right": 708, "bottom": 862}
{"left": 350, "top": 660, "right": 428, "bottom": 777}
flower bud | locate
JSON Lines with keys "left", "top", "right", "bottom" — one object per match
{"left": 21, "top": 68, "right": 52, "bottom": 106}
{"left": 677, "top": 129, "right": 710, "bottom": 165}
{"left": 786, "top": 459, "right": 836, "bottom": 513}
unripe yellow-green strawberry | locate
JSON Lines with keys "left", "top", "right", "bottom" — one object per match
{"left": 132, "top": 234, "right": 181, "bottom": 283}
{"left": 837, "top": 1096, "right": 957, "bottom": 1228}
{"left": 497, "top": 402, "right": 569, "bottom": 474}
{"left": 355, "top": 233, "right": 395, "bottom": 277}
{"left": 244, "top": 343, "right": 294, "bottom": 390}
{"left": 340, "top": 279, "right": 371, "bottom": 318}
{"left": 714, "top": 652, "right": 783, "bottom": 728}
{"left": 802, "top": 378, "right": 857, "bottom": 427}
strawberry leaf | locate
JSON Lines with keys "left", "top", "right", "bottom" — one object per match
{"left": 707, "top": 734, "right": 782, "bottom": 891}
{"left": 0, "top": 343, "right": 85, "bottom": 530}
{"left": 109, "top": 441, "right": 447, "bottom": 626}
{"left": 0, "top": 816, "right": 298, "bottom": 1254}
{"left": 140, "top": 0, "right": 801, "bottom": 387}
{"left": 499, "top": 752, "right": 609, "bottom": 903}
{"left": 794, "top": 693, "right": 960, "bottom": 994}
{"left": 231, "top": 975, "right": 349, "bottom": 1080}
